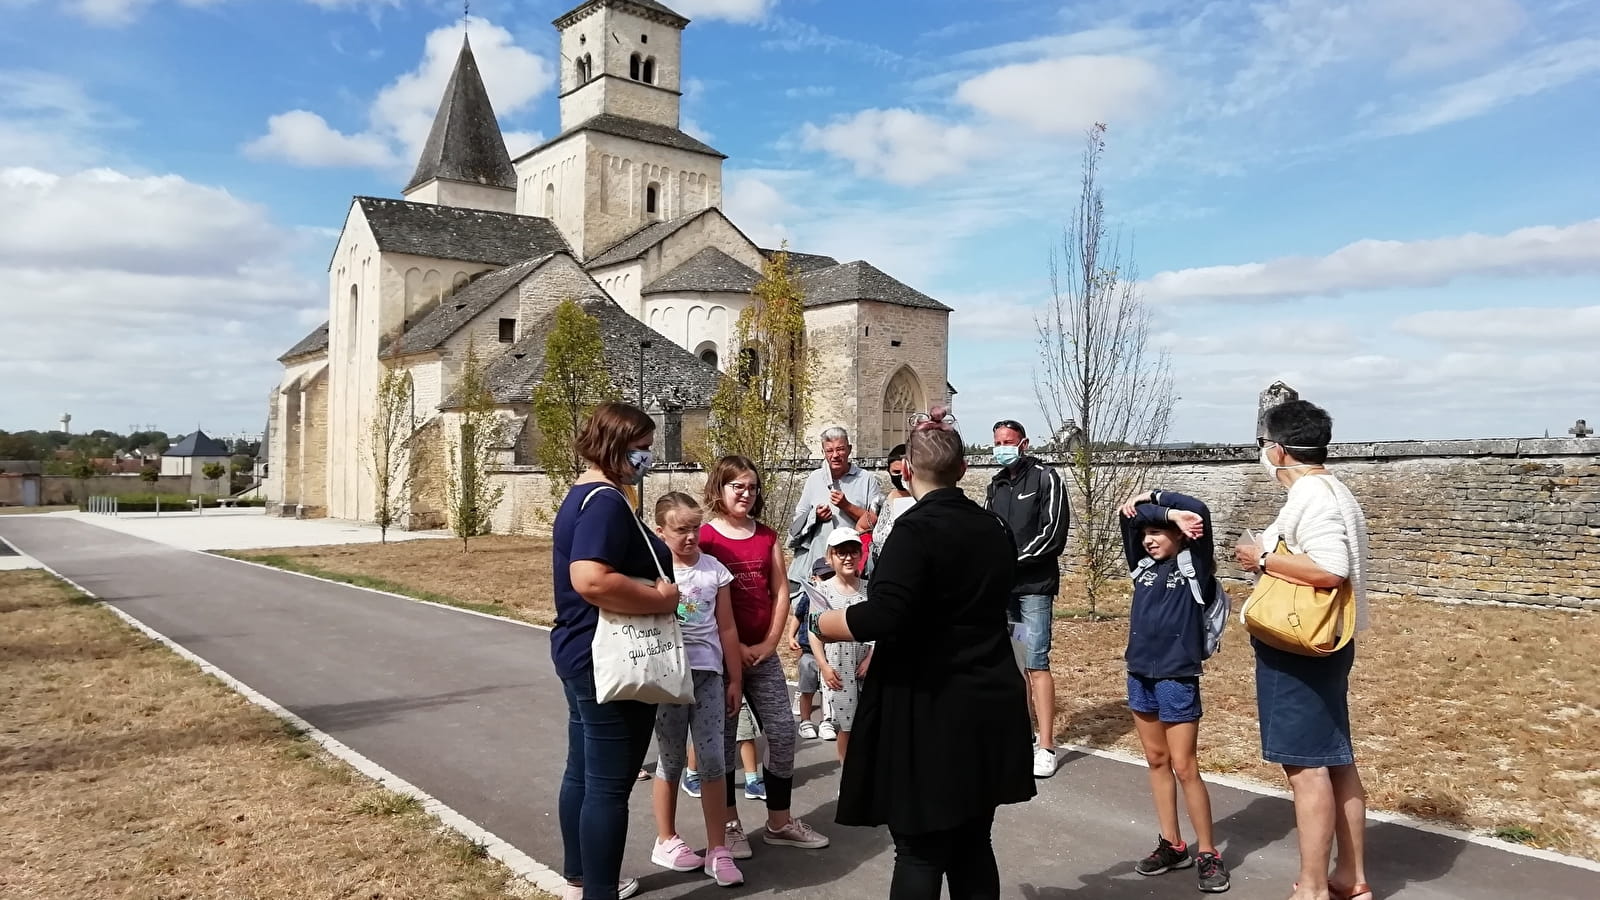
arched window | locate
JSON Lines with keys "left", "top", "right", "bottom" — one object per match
{"left": 451, "top": 272, "right": 470, "bottom": 293}
{"left": 700, "top": 348, "right": 718, "bottom": 368}
{"left": 642, "top": 57, "right": 656, "bottom": 84}
{"left": 881, "top": 367, "right": 924, "bottom": 455}
{"left": 544, "top": 183, "right": 556, "bottom": 217}
{"left": 737, "top": 348, "right": 760, "bottom": 385}
{"left": 629, "top": 53, "right": 642, "bottom": 81}
{"left": 576, "top": 54, "right": 591, "bottom": 83}
{"left": 645, "top": 182, "right": 660, "bottom": 217}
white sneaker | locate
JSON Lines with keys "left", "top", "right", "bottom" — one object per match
{"left": 819, "top": 721, "right": 837, "bottom": 741}
{"left": 1033, "top": 746, "right": 1058, "bottom": 778}
{"left": 564, "top": 878, "right": 639, "bottom": 900}
{"left": 798, "top": 721, "right": 818, "bottom": 740}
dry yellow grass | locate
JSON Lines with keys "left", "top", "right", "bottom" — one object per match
{"left": 0, "top": 569, "right": 547, "bottom": 900}
{"left": 0, "top": 505, "right": 75, "bottom": 515}
{"left": 234, "top": 536, "right": 1600, "bottom": 860}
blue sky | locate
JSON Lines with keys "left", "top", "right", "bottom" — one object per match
{"left": 1, "top": 0, "right": 1596, "bottom": 444}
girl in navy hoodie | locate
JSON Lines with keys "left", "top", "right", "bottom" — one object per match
{"left": 1118, "top": 489, "right": 1231, "bottom": 894}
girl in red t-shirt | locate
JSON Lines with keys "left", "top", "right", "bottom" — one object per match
{"left": 697, "top": 455, "right": 831, "bottom": 858}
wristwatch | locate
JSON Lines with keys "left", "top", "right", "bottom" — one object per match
{"left": 1257, "top": 547, "right": 1271, "bottom": 572}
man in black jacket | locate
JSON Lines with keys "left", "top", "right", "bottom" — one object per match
{"left": 985, "top": 419, "right": 1070, "bottom": 778}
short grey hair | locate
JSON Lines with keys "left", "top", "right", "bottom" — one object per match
{"left": 820, "top": 426, "right": 850, "bottom": 445}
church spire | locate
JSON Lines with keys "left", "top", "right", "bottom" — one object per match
{"left": 403, "top": 37, "right": 517, "bottom": 195}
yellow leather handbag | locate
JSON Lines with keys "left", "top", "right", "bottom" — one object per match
{"left": 1240, "top": 538, "right": 1355, "bottom": 656}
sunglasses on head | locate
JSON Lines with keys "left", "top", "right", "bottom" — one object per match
{"left": 993, "top": 419, "right": 1025, "bottom": 434}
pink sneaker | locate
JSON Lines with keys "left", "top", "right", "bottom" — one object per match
{"left": 651, "top": 836, "right": 705, "bottom": 872}
{"left": 704, "top": 846, "right": 745, "bottom": 887}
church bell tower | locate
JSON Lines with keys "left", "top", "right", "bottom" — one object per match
{"left": 554, "top": 0, "right": 688, "bottom": 132}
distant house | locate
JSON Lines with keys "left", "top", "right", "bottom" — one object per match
{"left": 161, "top": 430, "right": 232, "bottom": 477}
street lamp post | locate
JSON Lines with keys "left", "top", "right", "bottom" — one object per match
{"left": 636, "top": 339, "right": 652, "bottom": 517}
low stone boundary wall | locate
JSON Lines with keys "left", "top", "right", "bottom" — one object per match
{"left": 487, "top": 438, "right": 1599, "bottom": 610}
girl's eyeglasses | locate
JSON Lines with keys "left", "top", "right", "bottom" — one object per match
{"left": 726, "top": 482, "right": 760, "bottom": 495}
{"left": 909, "top": 412, "right": 958, "bottom": 429}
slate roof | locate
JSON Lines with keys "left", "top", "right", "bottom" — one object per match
{"left": 555, "top": 0, "right": 689, "bottom": 29}
{"left": 517, "top": 113, "right": 725, "bottom": 163}
{"left": 457, "top": 296, "right": 721, "bottom": 408}
{"left": 642, "top": 247, "right": 759, "bottom": 295}
{"left": 763, "top": 248, "right": 840, "bottom": 274}
{"left": 801, "top": 260, "right": 953, "bottom": 312}
{"left": 354, "top": 197, "right": 570, "bottom": 267}
{"left": 384, "top": 253, "right": 565, "bottom": 357}
{"left": 278, "top": 321, "right": 329, "bottom": 361}
{"left": 167, "top": 430, "right": 231, "bottom": 458}
{"left": 404, "top": 38, "right": 518, "bottom": 194}
{"left": 585, "top": 209, "right": 709, "bottom": 268}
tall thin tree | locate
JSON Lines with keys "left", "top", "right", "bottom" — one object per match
{"left": 366, "top": 366, "right": 415, "bottom": 543}
{"left": 532, "top": 300, "right": 618, "bottom": 495}
{"left": 1035, "top": 123, "right": 1175, "bottom": 616}
{"left": 703, "top": 246, "right": 813, "bottom": 522}
{"left": 445, "top": 338, "right": 507, "bottom": 550}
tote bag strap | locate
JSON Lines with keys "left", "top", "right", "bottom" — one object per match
{"left": 579, "top": 483, "right": 668, "bottom": 583}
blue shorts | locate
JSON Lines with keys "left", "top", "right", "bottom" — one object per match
{"left": 1008, "top": 593, "right": 1053, "bottom": 671}
{"left": 1127, "top": 675, "right": 1202, "bottom": 723}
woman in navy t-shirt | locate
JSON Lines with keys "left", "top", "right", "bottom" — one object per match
{"left": 552, "top": 402, "right": 676, "bottom": 900}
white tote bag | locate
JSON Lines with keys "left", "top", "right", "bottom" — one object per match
{"left": 581, "top": 486, "right": 695, "bottom": 706}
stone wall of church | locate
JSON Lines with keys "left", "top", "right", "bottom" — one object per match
{"left": 299, "top": 375, "right": 330, "bottom": 517}
{"left": 856, "top": 302, "right": 950, "bottom": 457}
{"left": 327, "top": 211, "right": 379, "bottom": 521}
{"left": 802, "top": 303, "right": 861, "bottom": 457}
{"left": 644, "top": 292, "right": 744, "bottom": 369}
{"left": 518, "top": 254, "right": 604, "bottom": 330}
{"left": 593, "top": 262, "right": 644, "bottom": 317}
{"left": 561, "top": 77, "right": 681, "bottom": 130}
{"left": 585, "top": 132, "right": 724, "bottom": 261}
{"left": 383, "top": 253, "right": 498, "bottom": 342}
{"left": 515, "top": 144, "right": 584, "bottom": 253}
{"left": 645, "top": 210, "right": 760, "bottom": 284}
{"left": 405, "top": 179, "right": 516, "bottom": 214}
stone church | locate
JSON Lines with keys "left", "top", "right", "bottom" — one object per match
{"left": 265, "top": 0, "right": 951, "bottom": 522}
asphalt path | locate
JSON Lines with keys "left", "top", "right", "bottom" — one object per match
{"left": 2, "top": 516, "right": 1593, "bottom": 899}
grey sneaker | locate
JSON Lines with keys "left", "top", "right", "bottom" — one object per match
{"left": 725, "top": 820, "right": 753, "bottom": 860}
{"left": 1197, "top": 851, "right": 1230, "bottom": 892}
{"left": 1135, "top": 835, "right": 1193, "bottom": 876}
{"left": 764, "top": 817, "right": 830, "bottom": 849}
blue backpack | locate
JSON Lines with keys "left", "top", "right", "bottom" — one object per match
{"left": 1131, "top": 549, "right": 1230, "bottom": 659}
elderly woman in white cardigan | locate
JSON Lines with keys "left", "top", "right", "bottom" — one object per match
{"left": 1235, "top": 400, "right": 1373, "bottom": 900}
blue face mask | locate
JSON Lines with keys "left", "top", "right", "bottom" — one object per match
{"left": 993, "top": 444, "right": 1021, "bottom": 467}
{"left": 628, "top": 449, "right": 654, "bottom": 483}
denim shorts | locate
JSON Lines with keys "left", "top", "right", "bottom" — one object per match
{"left": 1254, "top": 638, "right": 1355, "bottom": 767}
{"left": 796, "top": 651, "right": 820, "bottom": 693}
{"left": 1127, "top": 674, "right": 1203, "bottom": 723}
{"left": 1009, "top": 593, "right": 1054, "bottom": 671}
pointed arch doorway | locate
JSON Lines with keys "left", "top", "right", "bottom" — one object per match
{"left": 881, "top": 366, "right": 925, "bottom": 456}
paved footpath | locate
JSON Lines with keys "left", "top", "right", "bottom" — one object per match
{"left": 2, "top": 516, "right": 1594, "bottom": 899}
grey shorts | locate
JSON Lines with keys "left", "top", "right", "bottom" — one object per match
{"left": 736, "top": 700, "right": 759, "bottom": 742}
{"left": 797, "top": 652, "right": 820, "bottom": 694}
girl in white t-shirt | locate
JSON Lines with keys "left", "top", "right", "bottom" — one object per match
{"left": 808, "top": 527, "right": 873, "bottom": 763}
{"left": 648, "top": 492, "right": 746, "bottom": 887}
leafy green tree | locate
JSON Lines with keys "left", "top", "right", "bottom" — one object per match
{"left": 532, "top": 300, "right": 618, "bottom": 495}
{"left": 702, "top": 246, "right": 813, "bottom": 522}
{"left": 140, "top": 465, "right": 160, "bottom": 485}
{"left": 0, "top": 431, "right": 40, "bottom": 460}
{"left": 445, "top": 339, "right": 506, "bottom": 550}
{"left": 202, "top": 461, "right": 228, "bottom": 497}
{"left": 366, "top": 367, "right": 416, "bottom": 543}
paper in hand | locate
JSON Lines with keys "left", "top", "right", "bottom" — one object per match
{"left": 802, "top": 581, "right": 833, "bottom": 612}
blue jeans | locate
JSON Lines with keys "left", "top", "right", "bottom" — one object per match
{"left": 559, "top": 670, "right": 656, "bottom": 900}
{"left": 1008, "top": 593, "right": 1054, "bottom": 671}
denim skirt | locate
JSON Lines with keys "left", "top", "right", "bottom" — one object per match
{"left": 1253, "top": 638, "right": 1355, "bottom": 767}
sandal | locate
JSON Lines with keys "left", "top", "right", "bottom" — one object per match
{"left": 1331, "top": 883, "right": 1373, "bottom": 900}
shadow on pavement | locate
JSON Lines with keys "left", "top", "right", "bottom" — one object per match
{"left": 1058, "top": 699, "right": 1136, "bottom": 759}
{"left": 294, "top": 684, "right": 533, "bottom": 731}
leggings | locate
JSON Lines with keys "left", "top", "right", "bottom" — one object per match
{"left": 655, "top": 670, "right": 728, "bottom": 781}
{"left": 889, "top": 810, "right": 1000, "bottom": 900}
{"left": 721, "top": 654, "right": 796, "bottom": 811}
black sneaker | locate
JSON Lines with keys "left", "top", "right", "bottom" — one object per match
{"left": 1135, "top": 836, "right": 1193, "bottom": 876}
{"left": 1197, "top": 851, "right": 1230, "bottom": 893}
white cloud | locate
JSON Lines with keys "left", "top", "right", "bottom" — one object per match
{"left": 671, "top": 0, "right": 775, "bottom": 24}
{"left": 723, "top": 172, "right": 792, "bottom": 247}
{"left": 243, "top": 110, "right": 397, "bottom": 168}
{"left": 784, "top": 85, "right": 835, "bottom": 99}
{"left": 947, "top": 291, "right": 1045, "bottom": 342}
{"left": 246, "top": 18, "right": 552, "bottom": 173}
{"left": 800, "top": 108, "right": 994, "bottom": 186}
{"left": 0, "top": 166, "right": 317, "bottom": 432}
{"left": 955, "top": 55, "right": 1164, "bottom": 135}
{"left": 0, "top": 69, "right": 118, "bottom": 168}
{"left": 1394, "top": 304, "right": 1600, "bottom": 346}
{"left": 1373, "top": 37, "right": 1600, "bottom": 135}
{"left": 1143, "top": 219, "right": 1600, "bottom": 303}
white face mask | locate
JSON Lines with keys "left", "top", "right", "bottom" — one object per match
{"left": 1259, "top": 443, "right": 1315, "bottom": 480}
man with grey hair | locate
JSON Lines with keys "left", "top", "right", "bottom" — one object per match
{"left": 788, "top": 426, "right": 882, "bottom": 741}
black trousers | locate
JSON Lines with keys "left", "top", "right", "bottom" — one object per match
{"left": 888, "top": 809, "right": 999, "bottom": 900}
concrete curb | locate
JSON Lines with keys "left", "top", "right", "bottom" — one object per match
{"left": 196, "top": 551, "right": 1600, "bottom": 876}
{"left": 24, "top": 557, "right": 571, "bottom": 898}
